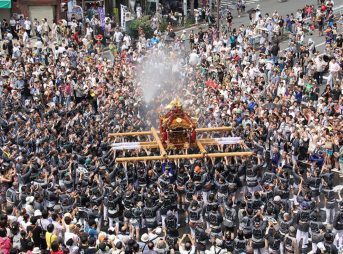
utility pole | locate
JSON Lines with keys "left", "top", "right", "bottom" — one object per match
{"left": 82, "top": 0, "right": 86, "bottom": 34}
{"left": 183, "top": 0, "right": 187, "bottom": 16}
{"left": 217, "top": 0, "right": 220, "bottom": 32}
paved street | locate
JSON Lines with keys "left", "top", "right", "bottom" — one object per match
{"left": 178, "top": 0, "right": 343, "bottom": 51}
{"left": 104, "top": 0, "right": 343, "bottom": 65}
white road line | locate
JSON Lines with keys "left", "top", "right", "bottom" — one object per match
{"left": 221, "top": 0, "right": 260, "bottom": 9}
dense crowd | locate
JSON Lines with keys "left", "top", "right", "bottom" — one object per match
{"left": 0, "top": 0, "right": 343, "bottom": 254}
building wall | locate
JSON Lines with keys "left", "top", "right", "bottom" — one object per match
{"left": 0, "top": 8, "right": 11, "bottom": 20}
{"left": 12, "top": 0, "right": 61, "bottom": 22}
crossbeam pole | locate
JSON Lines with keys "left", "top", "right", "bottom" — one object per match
{"left": 109, "top": 126, "right": 232, "bottom": 138}
{"left": 115, "top": 151, "right": 254, "bottom": 162}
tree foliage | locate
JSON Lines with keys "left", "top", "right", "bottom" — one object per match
{"left": 127, "top": 15, "right": 154, "bottom": 39}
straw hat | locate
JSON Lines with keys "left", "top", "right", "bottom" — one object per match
{"left": 141, "top": 233, "right": 149, "bottom": 242}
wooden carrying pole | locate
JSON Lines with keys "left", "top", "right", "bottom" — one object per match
{"left": 151, "top": 127, "right": 167, "bottom": 157}
{"left": 196, "top": 127, "right": 232, "bottom": 132}
{"left": 196, "top": 140, "right": 207, "bottom": 154}
{"left": 115, "top": 151, "right": 254, "bottom": 162}
{"left": 109, "top": 126, "right": 231, "bottom": 138}
{"left": 118, "top": 139, "right": 242, "bottom": 148}
{"left": 109, "top": 131, "right": 152, "bottom": 137}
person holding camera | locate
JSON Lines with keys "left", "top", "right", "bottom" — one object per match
{"left": 179, "top": 234, "right": 196, "bottom": 254}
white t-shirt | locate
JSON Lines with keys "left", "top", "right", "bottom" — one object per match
{"left": 329, "top": 61, "right": 341, "bottom": 73}
{"left": 58, "top": 46, "right": 66, "bottom": 54}
{"left": 38, "top": 218, "right": 51, "bottom": 231}
{"left": 64, "top": 232, "right": 79, "bottom": 245}
{"left": 37, "top": 24, "right": 42, "bottom": 33}
{"left": 86, "top": 27, "right": 93, "bottom": 37}
{"left": 114, "top": 31, "right": 123, "bottom": 42}
{"left": 24, "top": 20, "right": 31, "bottom": 30}
{"left": 180, "top": 246, "right": 196, "bottom": 254}
{"left": 123, "top": 35, "right": 131, "bottom": 46}
{"left": 70, "top": 22, "right": 77, "bottom": 32}
{"left": 7, "top": 215, "right": 17, "bottom": 224}
{"left": 35, "top": 40, "right": 43, "bottom": 49}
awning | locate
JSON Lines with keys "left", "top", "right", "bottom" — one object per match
{"left": 0, "top": 0, "right": 11, "bottom": 8}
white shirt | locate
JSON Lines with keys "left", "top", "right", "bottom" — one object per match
{"left": 315, "top": 58, "right": 327, "bottom": 72}
{"left": 114, "top": 31, "right": 123, "bottom": 42}
{"left": 35, "top": 40, "right": 43, "bottom": 49}
{"left": 38, "top": 218, "right": 50, "bottom": 231}
{"left": 329, "top": 61, "right": 341, "bottom": 73}
{"left": 43, "top": 22, "right": 49, "bottom": 32}
{"left": 189, "top": 52, "right": 200, "bottom": 66}
{"left": 64, "top": 232, "right": 79, "bottom": 245}
{"left": 7, "top": 215, "right": 17, "bottom": 224}
{"left": 37, "top": 24, "right": 42, "bottom": 33}
{"left": 24, "top": 20, "right": 31, "bottom": 30}
{"left": 24, "top": 203, "right": 34, "bottom": 216}
{"left": 123, "top": 35, "right": 131, "bottom": 46}
{"left": 58, "top": 46, "right": 66, "bottom": 54}
{"left": 205, "top": 246, "right": 226, "bottom": 254}
{"left": 86, "top": 27, "right": 93, "bottom": 37}
{"left": 180, "top": 246, "right": 196, "bottom": 254}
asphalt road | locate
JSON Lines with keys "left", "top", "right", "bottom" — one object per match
{"left": 176, "top": 0, "right": 343, "bottom": 50}
{"left": 103, "top": 0, "right": 343, "bottom": 66}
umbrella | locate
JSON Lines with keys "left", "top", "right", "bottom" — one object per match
{"left": 247, "top": 8, "right": 256, "bottom": 14}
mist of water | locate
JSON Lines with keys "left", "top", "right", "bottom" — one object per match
{"left": 135, "top": 48, "right": 185, "bottom": 103}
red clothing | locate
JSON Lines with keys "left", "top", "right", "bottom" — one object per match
{"left": 51, "top": 250, "right": 63, "bottom": 254}
{"left": 0, "top": 236, "right": 12, "bottom": 254}
{"left": 73, "top": 32, "right": 79, "bottom": 44}
{"left": 64, "top": 83, "right": 72, "bottom": 95}
{"left": 205, "top": 79, "right": 218, "bottom": 89}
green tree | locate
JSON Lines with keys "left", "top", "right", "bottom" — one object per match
{"left": 127, "top": 15, "right": 153, "bottom": 39}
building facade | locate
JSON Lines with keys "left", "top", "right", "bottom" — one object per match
{"left": 12, "top": 0, "right": 61, "bottom": 23}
